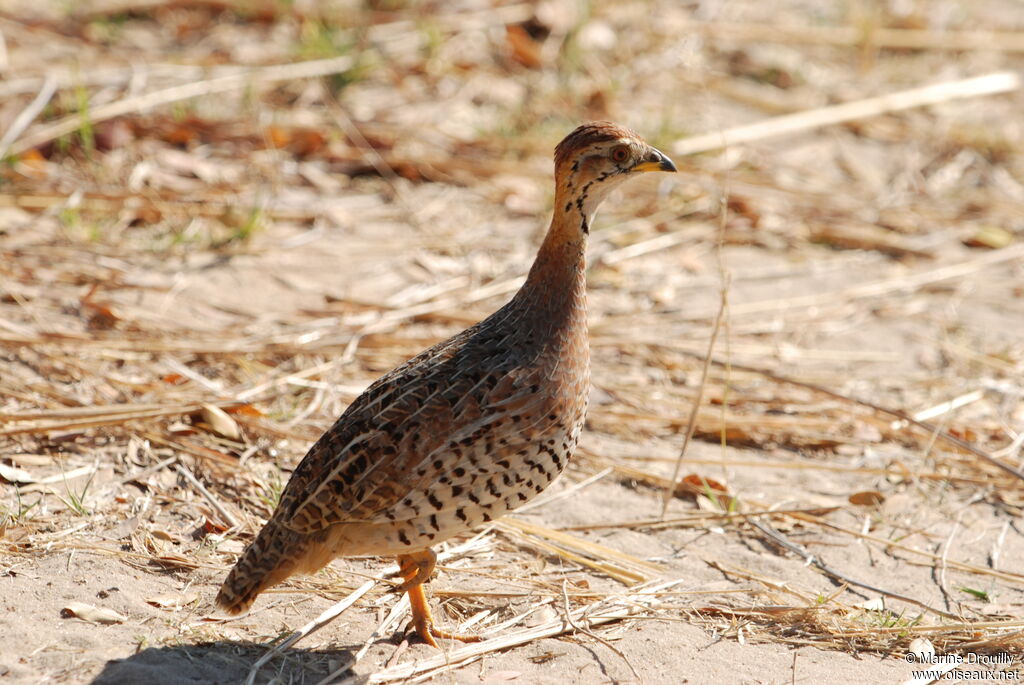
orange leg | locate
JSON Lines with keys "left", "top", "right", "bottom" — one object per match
{"left": 396, "top": 549, "right": 482, "bottom": 648}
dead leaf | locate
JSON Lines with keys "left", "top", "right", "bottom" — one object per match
{"left": 853, "top": 596, "right": 886, "bottom": 611}
{"left": 267, "top": 126, "right": 325, "bottom": 157}
{"left": 848, "top": 490, "right": 885, "bottom": 506}
{"left": 0, "top": 524, "right": 30, "bottom": 544}
{"left": 151, "top": 554, "right": 200, "bottom": 570}
{"left": 964, "top": 225, "right": 1014, "bottom": 249}
{"left": 506, "top": 25, "right": 542, "bottom": 68}
{"left": 908, "top": 637, "right": 935, "bottom": 662}
{"left": 150, "top": 528, "right": 183, "bottom": 543}
{"left": 61, "top": 602, "right": 126, "bottom": 624}
{"left": 201, "top": 404, "right": 241, "bottom": 440}
{"left": 678, "top": 473, "right": 730, "bottom": 495}
{"left": 80, "top": 284, "right": 120, "bottom": 330}
{"left": 197, "top": 516, "right": 229, "bottom": 536}
{"left": 267, "top": 125, "right": 291, "bottom": 149}
{"left": 228, "top": 404, "right": 264, "bottom": 418}
{"left": 109, "top": 516, "right": 139, "bottom": 540}
{"left": 288, "top": 129, "right": 326, "bottom": 157}
{"left": 146, "top": 593, "right": 198, "bottom": 610}
{"left": 16, "top": 148, "right": 48, "bottom": 177}
{"left": 0, "top": 462, "right": 35, "bottom": 484}
{"left": 6, "top": 454, "right": 51, "bottom": 467}
{"left": 695, "top": 494, "right": 721, "bottom": 512}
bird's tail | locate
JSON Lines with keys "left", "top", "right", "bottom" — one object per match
{"left": 215, "top": 519, "right": 316, "bottom": 614}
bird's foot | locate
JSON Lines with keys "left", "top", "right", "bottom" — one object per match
{"left": 407, "top": 614, "right": 483, "bottom": 648}
{"left": 396, "top": 550, "right": 481, "bottom": 648}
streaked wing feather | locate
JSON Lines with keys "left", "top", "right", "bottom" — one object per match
{"left": 278, "top": 320, "right": 541, "bottom": 534}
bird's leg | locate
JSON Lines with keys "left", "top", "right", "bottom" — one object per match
{"left": 395, "top": 549, "right": 482, "bottom": 647}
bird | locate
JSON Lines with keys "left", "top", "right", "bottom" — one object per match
{"left": 215, "top": 121, "right": 676, "bottom": 647}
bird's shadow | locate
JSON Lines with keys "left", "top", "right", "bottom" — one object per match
{"left": 89, "top": 640, "right": 364, "bottom": 685}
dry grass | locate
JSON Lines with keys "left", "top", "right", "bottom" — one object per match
{"left": 1, "top": 1, "right": 1023, "bottom": 683}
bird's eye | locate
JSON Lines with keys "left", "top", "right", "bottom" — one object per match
{"left": 611, "top": 146, "right": 629, "bottom": 163}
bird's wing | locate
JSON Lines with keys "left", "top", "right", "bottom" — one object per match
{"left": 277, "top": 326, "right": 544, "bottom": 535}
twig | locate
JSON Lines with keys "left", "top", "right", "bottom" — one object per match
{"left": 672, "top": 71, "right": 1021, "bottom": 157}
{"left": 499, "top": 517, "right": 663, "bottom": 582}
{"left": 312, "top": 594, "right": 410, "bottom": 685}
{"left": 661, "top": 198, "right": 731, "bottom": 518}
{"left": 664, "top": 349, "right": 1024, "bottom": 484}
{"left": 903, "top": 389, "right": 985, "bottom": 425}
{"left": 515, "top": 466, "right": 613, "bottom": 514}
{"left": 174, "top": 464, "right": 238, "bottom": 529}
{"left": 792, "top": 514, "right": 1024, "bottom": 585}
{"left": 691, "top": 21, "right": 1024, "bottom": 53}
{"left": 660, "top": 278, "right": 728, "bottom": 518}
{"left": 990, "top": 521, "right": 1010, "bottom": 572}
{"left": 8, "top": 55, "right": 355, "bottom": 156}
{"left": 243, "top": 535, "right": 493, "bottom": 685}
{"left": 119, "top": 454, "right": 177, "bottom": 486}
{"left": 318, "top": 572, "right": 445, "bottom": 685}
{"left": 366, "top": 579, "right": 683, "bottom": 683}
{"left": 835, "top": 619, "right": 1024, "bottom": 637}
{"left": 560, "top": 579, "right": 643, "bottom": 685}
{"left": 324, "top": 97, "right": 424, "bottom": 232}
{"left": 561, "top": 506, "right": 844, "bottom": 532}
{"left": 0, "top": 401, "right": 242, "bottom": 437}
{"left": 0, "top": 73, "right": 57, "bottom": 158}
{"left": 245, "top": 579, "right": 378, "bottom": 685}
{"left": 749, "top": 519, "right": 960, "bottom": 619}
{"left": 936, "top": 518, "right": 962, "bottom": 612}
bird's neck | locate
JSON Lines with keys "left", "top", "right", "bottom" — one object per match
{"left": 512, "top": 200, "right": 589, "bottom": 335}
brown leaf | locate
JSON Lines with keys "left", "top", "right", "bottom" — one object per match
{"left": 679, "top": 473, "right": 729, "bottom": 494}
{"left": 506, "top": 25, "right": 542, "bottom": 68}
{"left": 288, "top": 129, "right": 326, "bottom": 157}
{"left": 79, "top": 283, "right": 120, "bottom": 329}
{"left": 228, "top": 404, "right": 264, "bottom": 417}
{"left": 150, "top": 529, "right": 183, "bottom": 543}
{"left": 267, "top": 125, "right": 291, "bottom": 149}
{"left": 848, "top": 490, "right": 885, "bottom": 506}
{"left": 197, "top": 516, "right": 229, "bottom": 536}
{"left": 17, "top": 148, "right": 48, "bottom": 177}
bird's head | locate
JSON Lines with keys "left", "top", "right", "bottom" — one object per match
{"left": 553, "top": 121, "right": 676, "bottom": 228}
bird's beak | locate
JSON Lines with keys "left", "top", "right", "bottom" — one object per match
{"left": 632, "top": 146, "right": 677, "bottom": 173}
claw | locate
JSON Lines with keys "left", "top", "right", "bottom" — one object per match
{"left": 396, "top": 549, "right": 482, "bottom": 647}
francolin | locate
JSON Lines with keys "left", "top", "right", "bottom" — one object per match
{"left": 216, "top": 121, "right": 676, "bottom": 646}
